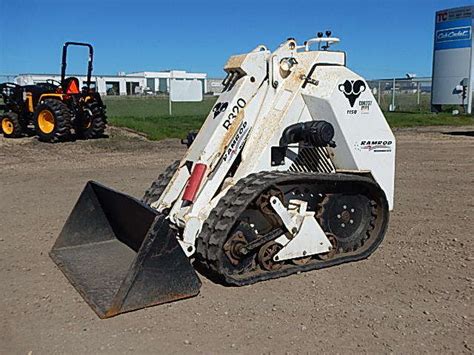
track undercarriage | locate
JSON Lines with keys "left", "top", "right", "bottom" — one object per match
{"left": 196, "top": 171, "right": 389, "bottom": 285}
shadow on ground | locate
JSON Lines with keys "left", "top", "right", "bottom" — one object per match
{"left": 443, "top": 131, "right": 474, "bottom": 137}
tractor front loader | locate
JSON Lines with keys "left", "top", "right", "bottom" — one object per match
{"left": 50, "top": 34, "right": 395, "bottom": 318}
{"left": 0, "top": 42, "right": 107, "bottom": 142}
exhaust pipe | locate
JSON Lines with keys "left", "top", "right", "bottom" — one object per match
{"left": 50, "top": 181, "right": 201, "bottom": 318}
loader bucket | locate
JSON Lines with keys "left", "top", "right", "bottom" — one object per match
{"left": 50, "top": 181, "right": 201, "bottom": 318}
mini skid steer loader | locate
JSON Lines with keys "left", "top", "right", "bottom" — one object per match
{"left": 50, "top": 33, "right": 395, "bottom": 318}
{"left": 0, "top": 42, "right": 106, "bottom": 141}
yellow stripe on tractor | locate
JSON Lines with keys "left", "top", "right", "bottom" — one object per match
{"left": 38, "top": 93, "right": 65, "bottom": 102}
{"left": 25, "top": 93, "right": 34, "bottom": 112}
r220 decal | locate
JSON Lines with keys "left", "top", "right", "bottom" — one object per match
{"left": 222, "top": 98, "right": 246, "bottom": 130}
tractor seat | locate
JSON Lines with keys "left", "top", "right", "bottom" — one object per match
{"left": 63, "top": 77, "right": 80, "bottom": 94}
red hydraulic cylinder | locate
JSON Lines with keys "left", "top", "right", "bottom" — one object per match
{"left": 182, "top": 163, "right": 207, "bottom": 203}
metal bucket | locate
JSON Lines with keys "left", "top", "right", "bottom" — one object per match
{"left": 50, "top": 181, "right": 201, "bottom": 318}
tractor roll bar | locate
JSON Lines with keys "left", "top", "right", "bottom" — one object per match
{"left": 61, "top": 42, "right": 94, "bottom": 89}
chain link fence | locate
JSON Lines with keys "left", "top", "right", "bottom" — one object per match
{"left": 367, "top": 78, "right": 432, "bottom": 113}
{"left": 1, "top": 74, "right": 464, "bottom": 114}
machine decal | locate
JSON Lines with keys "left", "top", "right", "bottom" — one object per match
{"left": 222, "top": 98, "right": 246, "bottom": 129}
{"left": 338, "top": 79, "right": 366, "bottom": 107}
{"left": 358, "top": 100, "right": 372, "bottom": 114}
{"left": 212, "top": 102, "right": 228, "bottom": 119}
{"left": 222, "top": 120, "right": 248, "bottom": 161}
{"left": 355, "top": 140, "right": 393, "bottom": 153}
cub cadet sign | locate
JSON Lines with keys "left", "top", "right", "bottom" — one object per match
{"left": 436, "top": 26, "right": 471, "bottom": 43}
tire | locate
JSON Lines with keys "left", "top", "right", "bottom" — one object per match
{"left": 1, "top": 112, "right": 23, "bottom": 138}
{"left": 142, "top": 160, "right": 180, "bottom": 206}
{"left": 34, "top": 99, "right": 72, "bottom": 142}
{"left": 76, "top": 101, "right": 107, "bottom": 139}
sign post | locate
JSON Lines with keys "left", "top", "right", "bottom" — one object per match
{"left": 169, "top": 75, "right": 173, "bottom": 116}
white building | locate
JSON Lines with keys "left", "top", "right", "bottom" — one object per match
{"left": 14, "top": 70, "right": 207, "bottom": 96}
{"left": 206, "top": 78, "right": 225, "bottom": 95}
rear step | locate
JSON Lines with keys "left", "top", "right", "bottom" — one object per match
{"left": 50, "top": 181, "right": 201, "bottom": 318}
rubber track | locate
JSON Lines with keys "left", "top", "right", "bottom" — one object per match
{"left": 142, "top": 160, "right": 180, "bottom": 205}
{"left": 195, "top": 171, "right": 389, "bottom": 286}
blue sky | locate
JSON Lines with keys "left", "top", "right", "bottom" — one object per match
{"left": 0, "top": 0, "right": 469, "bottom": 79}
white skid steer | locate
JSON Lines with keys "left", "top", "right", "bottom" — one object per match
{"left": 50, "top": 33, "right": 395, "bottom": 318}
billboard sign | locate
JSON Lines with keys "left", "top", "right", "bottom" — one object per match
{"left": 434, "top": 16, "right": 472, "bottom": 50}
{"left": 170, "top": 79, "right": 203, "bottom": 102}
{"left": 431, "top": 6, "right": 474, "bottom": 109}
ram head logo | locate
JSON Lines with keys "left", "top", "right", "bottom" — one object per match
{"left": 212, "top": 102, "right": 228, "bottom": 119}
{"left": 339, "top": 80, "right": 366, "bottom": 107}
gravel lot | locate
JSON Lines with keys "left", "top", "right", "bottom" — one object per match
{"left": 1, "top": 126, "right": 473, "bottom": 354}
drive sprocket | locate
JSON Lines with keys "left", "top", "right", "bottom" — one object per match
{"left": 222, "top": 222, "right": 259, "bottom": 273}
{"left": 317, "top": 193, "right": 377, "bottom": 253}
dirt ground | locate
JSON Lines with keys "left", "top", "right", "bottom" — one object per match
{"left": 1, "top": 126, "right": 473, "bottom": 354}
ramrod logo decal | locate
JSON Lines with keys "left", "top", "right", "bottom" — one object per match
{"left": 355, "top": 140, "right": 393, "bottom": 153}
{"left": 222, "top": 121, "right": 248, "bottom": 161}
{"left": 339, "top": 80, "right": 366, "bottom": 107}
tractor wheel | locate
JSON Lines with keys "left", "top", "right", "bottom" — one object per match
{"left": 34, "top": 99, "right": 72, "bottom": 142}
{"left": 1, "top": 112, "right": 23, "bottom": 138}
{"left": 76, "top": 101, "right": 107, "bottom": 139}
{"left": 142, "top": 160, "right": 180, "bottom": 207}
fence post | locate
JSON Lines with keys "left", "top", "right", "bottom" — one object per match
{"left": 417, "top": 82, "right": 421, "bottom": 108}
{"left": 378, "top": 81, "right": 381, "bottom": 105}
{"left": 390, "top": 78, "right": 396, "bottom": 111}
